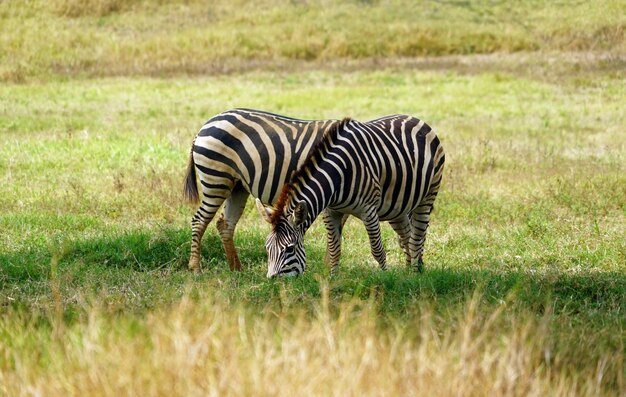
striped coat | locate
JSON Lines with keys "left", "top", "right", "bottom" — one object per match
{"left": 183, "top": 108, "right": 341, "bottom": 272}
{"left": 256, "top": 115, "right": 445, "bottom": 277}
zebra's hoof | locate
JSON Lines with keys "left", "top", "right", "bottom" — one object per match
{"left": 416, "top": 258, "right": 424, "bottom": 273}
{"left": 229, "top": 259, "right": 242, "bottom": 272}
{"left": 188, "top": 260, "right": 201, "bottom": 274}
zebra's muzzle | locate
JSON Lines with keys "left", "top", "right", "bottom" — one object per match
{"left": 267, "top": 268, "right": 299, "bottom": 279}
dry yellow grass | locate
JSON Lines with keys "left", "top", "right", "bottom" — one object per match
{"left": 1, "top": 287, "right": 622, "bottom": 397}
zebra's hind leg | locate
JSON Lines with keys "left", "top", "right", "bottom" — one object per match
{"left": 216, "top": 183, "right": 249, "bottom": 271}
{"left": 409, "top": 196, "right": 438, "bottom": 272}
{"left": 188, "top": 178, "right": 234, "bottom": 273}
{"left": 410, "top": 155, "right": 444, "bottom": 272}
{"left": 188, "top": 204, "right": 220, "bottom": 273}
{"left": 362, "top": 209, "right": 387, "bottom": 271}
{"left": 323, "top": 208, "right": 345, "bottom": 276}
{"left": 389, "top": 215, "right": 411, "bottom": 267}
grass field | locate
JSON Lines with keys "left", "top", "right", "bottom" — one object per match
{"left": 1, "top": 0, "right": 625, "bottom": 82}
{"left": 1, "top": 1, "right": 626, "bottom": 396}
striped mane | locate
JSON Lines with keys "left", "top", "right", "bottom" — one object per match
{"left": 269, "top": 117, "right": 351, "bottom": 226}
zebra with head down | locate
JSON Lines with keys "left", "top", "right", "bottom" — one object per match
{"left": 256, "top": 114, "right": 445, "bottom": 278}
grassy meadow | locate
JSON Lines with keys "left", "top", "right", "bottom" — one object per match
{"left": 1, "top": 1, "right": 626, "bottom": 396}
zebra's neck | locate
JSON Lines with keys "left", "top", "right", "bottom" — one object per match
{"left": 283, "top": 138, "right": 344, "bottom": 231}
{"left": 270, "top": 117, "right": 351, "bottom": 231}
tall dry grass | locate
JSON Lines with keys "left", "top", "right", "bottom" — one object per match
{"left": 1, "top": 287, "right": 622, "bottom": 396}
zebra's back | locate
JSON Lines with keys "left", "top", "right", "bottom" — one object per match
{"left": 193, "top": 108, "right": 336, "bottom": 204}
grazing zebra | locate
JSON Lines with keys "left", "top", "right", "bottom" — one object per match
{"left": 256, "top": 115, "right": 445, "bottom": 278}
{"left": 183, "top": 108, "right": 348, "bottom": 272}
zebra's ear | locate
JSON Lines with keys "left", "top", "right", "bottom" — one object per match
{"left": 255, "top": 198, "right": 273, "bottom": 224}
{"left": 291, "top": 200, "right": 308, "bottom": 227}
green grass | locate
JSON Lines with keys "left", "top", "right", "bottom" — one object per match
{"left": 2, "top": 58, "right": 625, "bottom": 394}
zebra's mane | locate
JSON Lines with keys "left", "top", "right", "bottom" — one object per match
{"left": 270, "top": 117, "right": 352, "bottom": 226}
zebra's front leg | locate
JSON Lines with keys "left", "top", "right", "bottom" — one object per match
{"left": 323, "top": 208, "right": 345, "bottom": 276}
{"left": 362, "top": 209, "right": 387, "bottom": 271}
{"left": 215, "top": 184, "right": 249, "bottom": 271}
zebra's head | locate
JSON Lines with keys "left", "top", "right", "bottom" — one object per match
{"left": 256, "top": 198, "right": 307, "bottom": 278}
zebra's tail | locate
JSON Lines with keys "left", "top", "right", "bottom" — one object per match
{"left": 183, "top": 143, "right": 199, "bottom": 204}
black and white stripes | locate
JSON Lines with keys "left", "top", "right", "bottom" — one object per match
{"left": 257, "top": 114, "right": 445, "bottom": 277}
{"left": 183, "top": 108, "right": 337, "bottom": 272}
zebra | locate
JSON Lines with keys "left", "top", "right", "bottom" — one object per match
{"left": 183, "top": 108, "right": 349, "bottom": 272}
{"left": 255, "top": 115, "right": 445, "bottom": 278}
